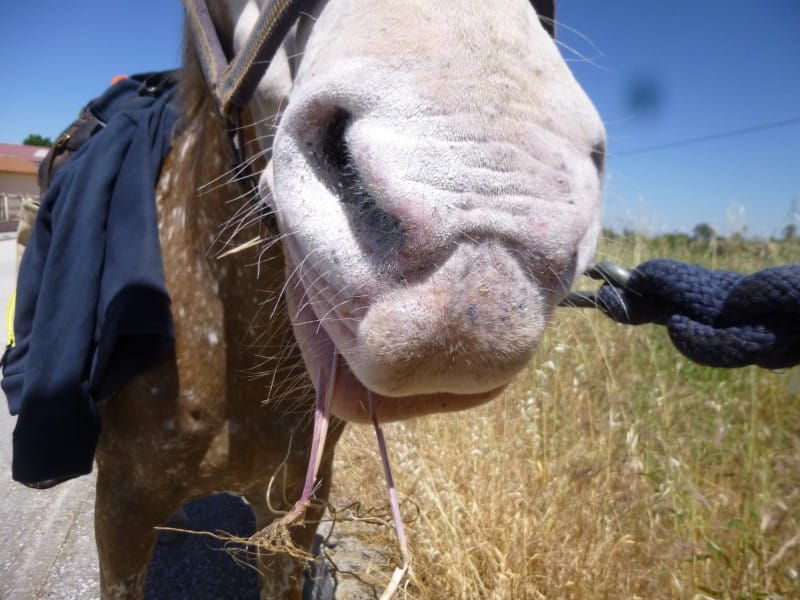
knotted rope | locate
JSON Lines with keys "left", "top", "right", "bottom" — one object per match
{"left": 570, "top": 259, "right": 800, "bottom": 369}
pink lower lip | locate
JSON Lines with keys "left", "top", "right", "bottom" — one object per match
{"left": 327, "top": 355, "right": 504, "bottom": 423}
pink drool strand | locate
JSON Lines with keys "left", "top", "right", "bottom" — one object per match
{"left": 368, "top": 390, "right": 412, "bottom": 598}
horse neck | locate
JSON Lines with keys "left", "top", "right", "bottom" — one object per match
{"left": 155, "top": 108, "right": 304, "bottom": 407}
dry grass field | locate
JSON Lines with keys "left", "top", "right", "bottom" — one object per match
{"left": 324, "top": 233, "right": 800, "bottom": 599}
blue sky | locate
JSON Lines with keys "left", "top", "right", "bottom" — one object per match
{"left": 2, "top": 1, "right": 799, "bottom": 238}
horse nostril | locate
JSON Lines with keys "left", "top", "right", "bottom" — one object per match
{"left": 318, "top": 108, "right": 402, "bottom": 243}
{"left": 321, "top": 108, "right": 353, "bottom": 176}
{"left": 590, "top": 141, "right": 606, "bottom": 174}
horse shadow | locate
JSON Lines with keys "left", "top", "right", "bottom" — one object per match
{"left": 146, "top": 494, "right": 338, "bottom": 600}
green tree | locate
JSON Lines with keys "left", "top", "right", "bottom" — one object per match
{"left": 22, "top": 134, "right": 53, "bottom": 147}
{"left": 782, "top": 223, "right": 797, "bottom": 242}
{"left": 662, "top": 232, "right": 691, "bottom": 251}
{"left": 692, "top": 222, "right": 715, "bottom": 246}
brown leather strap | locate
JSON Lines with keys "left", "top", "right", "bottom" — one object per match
{"left": 182, "top": 0, "right": 317, "bottom": 119}
{"left": 38, "top": 107, "right": 105, "bottom": 194}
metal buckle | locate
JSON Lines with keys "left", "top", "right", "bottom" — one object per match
{"left": 560, "top": 262, "right": 632, "bottom": 309}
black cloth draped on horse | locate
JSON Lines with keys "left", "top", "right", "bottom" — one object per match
{"left": 2, "top": 73, "right": 179, "bottom": 486}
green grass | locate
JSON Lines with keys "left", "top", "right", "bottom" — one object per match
{"left": 328, "top": 233, "right": 800, "bottom": 598}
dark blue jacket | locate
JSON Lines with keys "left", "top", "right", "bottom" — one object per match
{"left": 2, "top": 73, "right": 179, "bottom": 485}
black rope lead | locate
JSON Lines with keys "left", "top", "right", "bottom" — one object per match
{"left": 562, "top": 259, "right": 800, "bottom": 369}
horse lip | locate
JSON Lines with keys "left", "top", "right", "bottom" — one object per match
{"left": 281, "top": 226, "right": 509, "bottom": 422}
{"left": 328, "top": 367, "right": 505, "bottom": 424}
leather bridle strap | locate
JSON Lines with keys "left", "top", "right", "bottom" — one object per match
{"left": 182, "top": 0, "right": 317, "bottom": 119}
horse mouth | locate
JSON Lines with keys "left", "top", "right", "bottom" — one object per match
{"left": 281, "top": 230, "right": 508, "bottom": 424}
{"left": 327, "top": 352, "right": 504, "bottom": 424}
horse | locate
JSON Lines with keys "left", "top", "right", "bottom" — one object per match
{"left": 92, "top": 0, "right": 605, "bottom": 597}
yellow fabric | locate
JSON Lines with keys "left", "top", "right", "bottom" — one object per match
{"left": 6, "top": 289, "right": 15, "bottom": 347}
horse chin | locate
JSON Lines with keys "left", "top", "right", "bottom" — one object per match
{"left": 280, "top": 235, "right": 508, "bottom": 424}
{"left": 328, "top": 363, "right": 504, "bottom": 424}
{"left": 290, "top": 293, "right": 504, "bottom": 424}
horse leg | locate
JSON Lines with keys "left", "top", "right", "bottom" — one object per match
{"left": 95, "top": 471, "right": 182, "bottom": 599}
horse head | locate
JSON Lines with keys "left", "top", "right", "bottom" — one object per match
{"left": 214, "top": 0, "right": 605, "bottom": 422}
